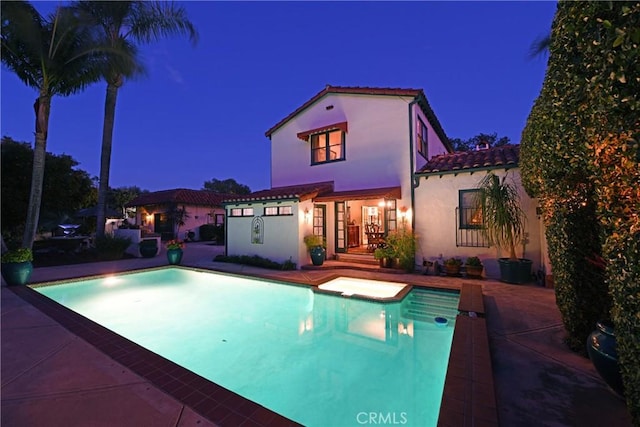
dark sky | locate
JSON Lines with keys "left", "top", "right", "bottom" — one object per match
{"left": 1, "top": 1, "right": 557, "bottom": 192}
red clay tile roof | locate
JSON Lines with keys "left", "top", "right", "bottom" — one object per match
{"left": 264, "top": 85, "right": 450, "bottom": 150}
{"left": 314, "top": 186, "right": 402, "bottom": 202}
{"left": 418, "top": 144, "right": 520, "bottom": 174}
{"left": 126, "top": 189, "right": 231, "bottom": 207}
{"left": 223, "top": 181, "right": 334, "bottom": 203}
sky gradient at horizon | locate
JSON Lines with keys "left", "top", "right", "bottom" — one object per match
{"left": 1, "top": 1, "right": 557, "bottom": 193}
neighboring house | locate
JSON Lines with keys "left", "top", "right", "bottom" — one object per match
{"left": 414, "top": 145, "right": 549, "bottom": 280}
{"left": 223, "top": 85, "right": 548, "bottom": 280}
{"left": 127, "top": 189, "right": 227, "bottom": 241}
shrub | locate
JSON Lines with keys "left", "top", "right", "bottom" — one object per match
{"left": 385, "top": 230, "right": 416, "bottom": 272}
{"left": 465, "top": 256, "right": 482, "bottom": 267}
{"left": 94, "top": 235, "right": 131, "bottom": 261}
{"left": 444, "top": 257, "right": 462, "bottom": 267}
{"left": 373, "top": 245, "right": 394, "bottom": 260}
{"left": 199, "top": 224, "right": 216, "bottom": 241}
{"left": 1, "top": 248, "right": 33, "bottom": 263}
{"left": 521, "top": 3, "right": 639, "bottom": 420}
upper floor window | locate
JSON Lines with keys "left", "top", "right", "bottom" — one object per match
{"left": 264, "top": 206, "right": 293, "bottom": 216}
{"left": 417, "top": 118, "right": 428, "bottom": 159}
{"left": 311, "top": 129, "right": 345, "bottom": 164}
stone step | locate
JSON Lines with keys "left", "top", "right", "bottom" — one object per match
{"left": 334, "top": 253, "right": 379, "bottom": 266}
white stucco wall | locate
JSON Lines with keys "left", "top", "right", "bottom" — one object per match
{"left": 225, "top": 201, "right": 303, "bottom": 266}
{"left": 270, "top": 93, "right": 416, "bottom": 193}
{"left": 413, "top": 107, "right": 449, "bottom": 172}
{"left": 413, "top": 168, "right": 545, "bottom": 280}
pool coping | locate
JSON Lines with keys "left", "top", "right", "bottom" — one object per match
{"left": 12, "top": 267, "right": 497, "bottom": 427}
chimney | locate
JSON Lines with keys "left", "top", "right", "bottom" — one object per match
{"left": 475, "top": 139, "right": 490, "bottom": 151}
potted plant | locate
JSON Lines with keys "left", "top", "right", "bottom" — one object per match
{"left": 465, "top": 256, "right": 484, "bottom": 279}
{"left": 138, "top": 239, "right": 158, "bottom": 258}
{"left": 1, "top": 248, "right": 34, "bottom": 286}
{"left": 444, "top": 257, "right": 462, "bottom": 276}
{"left": 374, "top": 245, "right": 394, "bottom": 268}
{"left": 303, "top": 234, "right": 325, "bottom": 266}
{"left": 385, "top": 230, "right": 416, "bottom": 272}
{"left": 475, "top": 172, "right": 532, "bottom": 284}
{"left": 166, "top": 239, "right": 185, "bottom": 265}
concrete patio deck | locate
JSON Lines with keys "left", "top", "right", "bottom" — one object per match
{"left": 1, "top": 242, "right": 631, "bottom": 426}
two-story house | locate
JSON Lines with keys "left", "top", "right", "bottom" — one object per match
{"left": 224, "top": 85, "right": 548, "bottom": 281}
{"left": 224, "top": 85, "right": 449, "bottom": 267}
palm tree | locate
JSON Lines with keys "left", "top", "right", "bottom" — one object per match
{"left": 1, "top": 1, "right": 105, "bottom": 248}
{"left": 528, "top": 34, "right": 551, "bottom": 60}
{"left": 71, "top": 1, "right": 198, "bottom": 238}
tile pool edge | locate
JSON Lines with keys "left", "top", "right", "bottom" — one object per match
{"left": 13, "top": 272, "right": 497, "bottom": 427}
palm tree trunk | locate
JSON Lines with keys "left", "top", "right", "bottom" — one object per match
{"left": 22, "top": 95, "right": 51, "bottom": 249}
{"left": 96, "top": 82, "right": 120, "bottom": 237}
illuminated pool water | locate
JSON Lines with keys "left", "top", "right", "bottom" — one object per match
{"left": 34, "top": 268, "right": 459, "bottom": 427}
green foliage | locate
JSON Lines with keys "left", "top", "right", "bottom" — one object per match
{"left": 303, "top": 234, "right": 324, "bottom": 250}
{"left": 444, "top": 257, "right": 462, "bottom": 267}
{"left": 373, "top": 245, "right": 394, "bottom": 260}
{"left": 521, "top": 2, "right": 639, "bottom": 420}
{"left": 1, "top": 248, "right": 33, "bottom": 263}
{"left": 475, "top": 172, "right": 526, "bottom": 260}
{"left": 1, "top": 137, "right": 96, "bottom": 238}
{"left": 385, "top": 231, "right": 417, "bottom": 272}
{"left": 109, "top": 186, "right": 147, "bottom": 218}
{"left": 592, "top": 132, "right": 640, "bottom": 417}
{"left": 94, "top": 235, "right": 131, "bottom": 261}
{"left": 199, "top": 224, "right": 216, "bottom": 241}
{"left": 465, "top": 256, "right": 482, "bottom": 267}
{"left": 449, "top": 132, "right": 510, "bottom": 152}
{"left": 214, "top": 254, "right": 296, "bottom": 271}
{"left": 203, "top": 178, "right": 251, "bottom": 194}
{"left": 2, "top": 2, "right": 109, "bottom": 248}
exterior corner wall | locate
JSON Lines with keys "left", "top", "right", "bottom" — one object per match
{"left": 413, "top": 167, "right": 544, "bottom": 280}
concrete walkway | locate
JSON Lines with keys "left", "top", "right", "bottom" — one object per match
{"left": 1, "top": 242, "right": 632, "bottom": 426}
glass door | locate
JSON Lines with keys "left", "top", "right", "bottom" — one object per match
{"left": 335, "top": 202, "right": 346, "bottom": 253}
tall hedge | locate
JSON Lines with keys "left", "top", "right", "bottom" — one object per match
{"left": 521, "top": 2, "right": 639, "bottom": 422}
{"left": 520, "top": 1, "right": 609, "bottom": 352}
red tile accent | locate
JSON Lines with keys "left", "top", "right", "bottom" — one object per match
{"left": 419, "top": 144, "right": 520, "bottom": 175}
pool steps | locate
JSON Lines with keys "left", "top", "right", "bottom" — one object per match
{"left": 402, "top": 290, "right": 459, "bottom": 322}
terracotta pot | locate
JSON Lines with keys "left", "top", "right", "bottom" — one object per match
{"left": 444, "top": 264, "right": 460, "bottom": 276}
{"left": 465, "top": 265, "right": 484, "bottom": 278}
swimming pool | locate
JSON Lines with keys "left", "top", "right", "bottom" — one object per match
{"left": 34, "top": 268, "right": 459, "bottom": 427}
